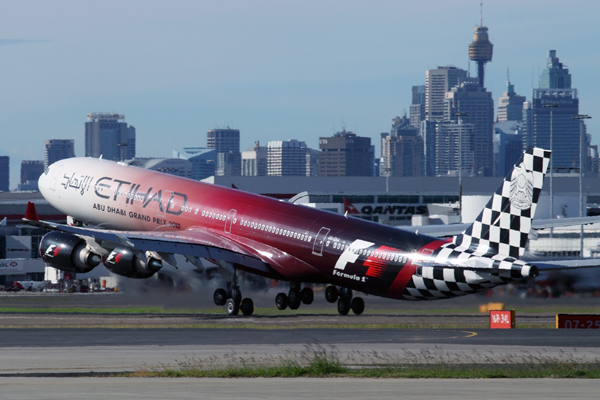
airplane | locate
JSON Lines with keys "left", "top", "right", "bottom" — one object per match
{"left": 23, "top": 147, "right": 597, "bottom": 316}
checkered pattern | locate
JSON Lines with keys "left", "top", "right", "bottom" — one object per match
{"left": 401, "top": 243, "right": 535, "bottom": 300}
{"left": 453, "top": 147, "right": 551, "bottom": 258}
{"left": 399, "top": 147, "right": 549, "bottom": 301}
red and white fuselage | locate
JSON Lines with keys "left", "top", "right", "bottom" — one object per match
{"left": 38, "top": 152, "right": 544, "bottom": 301}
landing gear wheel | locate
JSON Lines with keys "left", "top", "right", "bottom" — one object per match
{"left": 301, "top": 287, "right": 314, "bottom": 305}
{"left": 240, "top": 298, "right": 254, "bottom": 316}
{"left": 339, "top": 287, "right": 353, "bottom": 301}
{"left": 226, "top": 298, "right": 239, "bottom": 316}
{"left": 230, "top": 287, "right": 242, "bottom": 304}
{"left": 213, "top": 288, "right": 227, "bottom": 306}
{"left": 351, "top": 297, "right": 365, "bottom": 315}
{"left": 337, "top": 298, "right": 350, "bottom": 315}
{"left": 325, "top": 286, "right": 338, "bottom": 303}
{"left": 275, "top": 292, "right": 289, "bottom": 310}
{"left": 288, "top": 289, "right": 301, "bottom": 310}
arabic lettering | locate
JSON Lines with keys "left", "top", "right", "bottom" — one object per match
{"left": 62, "top": 173, "right": 94, "bottom": 195}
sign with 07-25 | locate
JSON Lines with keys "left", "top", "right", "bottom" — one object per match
{"left": 556, "top": 314, "right": 600, "bottom": 329}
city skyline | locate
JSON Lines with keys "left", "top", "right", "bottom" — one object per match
{"left": 1, "top": 0, "right": 599, "bottom": 188}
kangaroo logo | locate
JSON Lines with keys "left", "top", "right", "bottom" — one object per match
{"left": 509, "top": 162, "right": 534, "bottom": 210}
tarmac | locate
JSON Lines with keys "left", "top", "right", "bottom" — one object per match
{"left": 0, "top": 291, "right": 599, "bottom": 398}
{"left": 2, "top": 377, "right": 600, "bottom": 400}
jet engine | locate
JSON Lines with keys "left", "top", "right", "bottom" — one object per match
{"left": 39, "top": 231, "right": 102, "bottom": 273}
{"left": 102, "top": 246, "right": 162, "bottom": 279}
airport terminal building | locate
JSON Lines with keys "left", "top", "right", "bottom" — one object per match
{"left": 207, "top": 174, "right": 600, "bottom": 224}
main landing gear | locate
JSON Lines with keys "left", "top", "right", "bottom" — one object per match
{"left": 324, "top": 285, "right": 364, "bottom": 315}
{"left": 274, "top": 283, "right": 364, "bottom": 315}
{"left": 213, "top": 283, "right": 254, "bottom": 316}
{"left": 275, "top": 282, "right": 314, "bottom": 311}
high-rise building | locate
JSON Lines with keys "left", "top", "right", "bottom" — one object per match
{"left": 44, "top": 139, "right": 75, "bottom": 168}
{"left": 494, "top": 121, "right": 523, "bottom": 177}
{"left": 20, "top": 160, "right": 45, "bottom": 191}
{"left": 425, "top": 66, "right": 468, "bottom": 122}
{"left": 409, "top": 85, "right": 426, "bottom": 128}
{"left": 435, "top": 121, "right": 474, "bottom": 177}
{"left": 444, "top": 80, "right": 495, "bottom": 176}
{"left": 207, "top": 128, "right": 240, "bottom": 153}
{"left": 422, "top": 67, "right": 471, "bottom": 177}
{"left": 420, "top": 120, "right": 438, "bottom": 177}
{"left": 242, "top": 142, "right": 267, "bottom": 176}
{"left": 381, "top": 116, "right": 422, "bottom": 177}
{"left": 0, "top": 156, "right": 8, "bottom": 191}
{"left": 540, "top": 50, "right": 572, "bottom": 89}
{"left": 525, "top": 51, "right": 582, "bottom": 172}
{"left": 306, "top": 148, "right": 320, "bottom": 177}
{"left": 318, "top": 131, "right": 373, "bottom": 177}
{"left": 173, "top": 148, "right": 216, "bottom": 180}
{"left": 207, "top": 128, "right": 241, "bottom": 176}
{"left": 85, "top": 113, "right": 135, "bottom": 161}
{"left": 497, "top": 77, "right": 526, "bottom": 123}
{"left": 267, "top": 140, "right": 309, "bottom": 176}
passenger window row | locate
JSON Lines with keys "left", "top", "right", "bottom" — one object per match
{"left": 239, "top": 219, "right": 312, "bottom": 243}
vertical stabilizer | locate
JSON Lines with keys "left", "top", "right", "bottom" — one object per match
{"left": 453, "top": 147, "right": 551, "bottom": 258}
{"left": 25, "top": 202, "right": 40, "bottom": 222}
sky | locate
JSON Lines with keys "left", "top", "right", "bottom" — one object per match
{"left": 1, "top": 0, "right": 599, "bottom": 189}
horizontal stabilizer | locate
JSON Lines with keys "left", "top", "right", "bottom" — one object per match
{"left": 531, "top": 259, "right": 600, "bottom": 271}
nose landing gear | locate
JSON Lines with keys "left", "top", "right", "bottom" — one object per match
{"left": 213, "top": 271, "right": 254, "bottom": 316}
{"left": 215, "top": 285, "right": 254, "bottom": 316}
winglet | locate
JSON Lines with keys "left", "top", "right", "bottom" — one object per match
{"left": 25, "top": 202, "right": 40, "bottom": 221}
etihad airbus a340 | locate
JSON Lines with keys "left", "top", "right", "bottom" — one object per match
{"left": 23, "top": 147, "right": 594, "bottom": 315}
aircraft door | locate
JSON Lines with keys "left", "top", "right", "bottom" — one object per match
{"left": 312, "top": 227, "right": 330, "bottom": 256}
{"left": 225, "top": 209, "right": 237, "bottom": 233}
{"left": 49, "top": 165, "right": 64, "bottom": 191}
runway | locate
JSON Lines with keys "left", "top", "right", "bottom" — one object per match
{"left": 2, "top": 377, "right": 600, "bottom": 400}
{"left": 1, "top": 294, "right": 599, "bottom": 399}
{"left": 1, "top": 327, "right": 600, "bottom": 348}
{"left": 0, "top": 327, "right": 599, "bottom": 377}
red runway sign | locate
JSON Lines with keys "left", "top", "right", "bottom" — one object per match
{"left": 490, "top": 310, "right": 515, "bottom": 329}
{"left": 556, "top": 314, "right": 600, "bottom": 329}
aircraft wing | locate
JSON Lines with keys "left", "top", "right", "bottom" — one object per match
{"left": 25, "top": 216, "right": 320, "bottom": 279}
{"left": 400, "top": 215, "right": 600, "bottom": 238}
{"left": 54, "top": 223, "right": 270, "bottom": 272}
{"left": 529, "top": 258, "right": 600, "bottom": 271}
{"left": 530, "top": 216, "right": 600, "bottom": 230}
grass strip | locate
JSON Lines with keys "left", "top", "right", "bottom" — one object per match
{"left": 1, "top": 305, "right": 600, "bottom": 316}
{"left": 133, "top": 363, "right": 600, "bottom": 379}
{"left": 131, "top": 344, "right": 600, "bottom": 379}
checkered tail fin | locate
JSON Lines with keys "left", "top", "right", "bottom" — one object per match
{"left": 453, "top": 147, "right": 551, "bottom": 258}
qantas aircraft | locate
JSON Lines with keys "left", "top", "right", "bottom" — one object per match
{"left": 22, "top": 147, "right": 593, "bottom": 316}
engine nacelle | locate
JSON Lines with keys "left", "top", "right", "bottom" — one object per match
{"left": 102, "top": 246, "right": 162, "bottom": 279}
{"left": 39, "top": 231, "right": 102, "bottom": 273}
